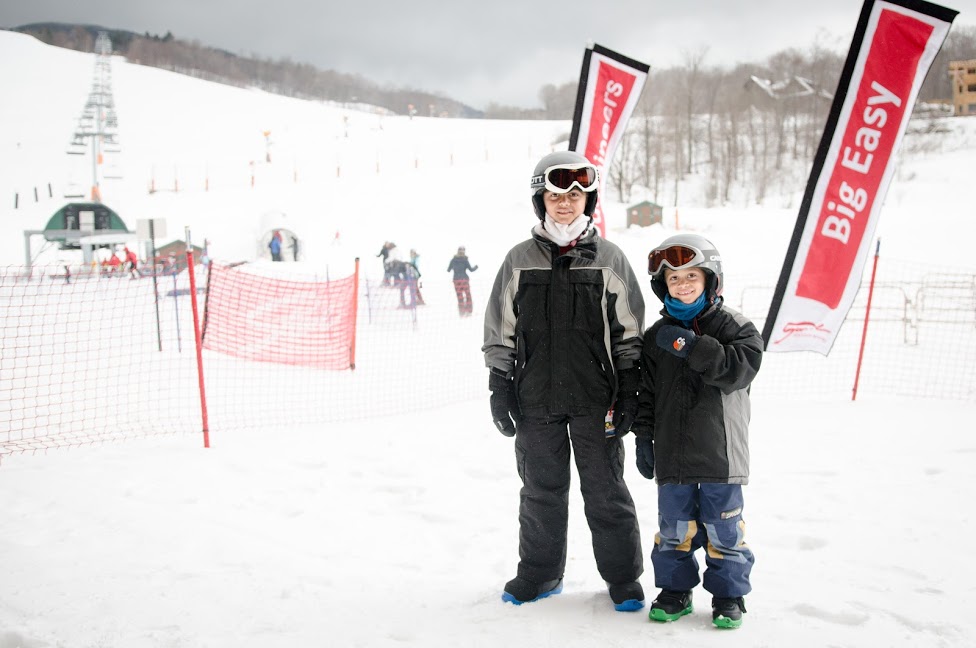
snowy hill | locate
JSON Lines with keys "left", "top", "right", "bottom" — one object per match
{"left": 4, "top": 28, "right": 975, "bottom": 282}
{"left": 0, "top": 30, "right": 564, "bottom": 274}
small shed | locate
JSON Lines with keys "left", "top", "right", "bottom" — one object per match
{"left": 154, "top": 240, "right": 205, "bottom": 270}
{"left": 626, "top": 201, "right": 664, "bottom": 228}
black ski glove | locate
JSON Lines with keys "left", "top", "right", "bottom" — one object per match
{"left": 488, "top": 368, "right": 520, "bottom": 437}
{"left": 656, "top": 325, "right": 699, "bottom": 359}
{"left": 610, "top": 367, "right": 639, "bottom": 438}
{"left": 635, "top": 437, "right": 655, "bottom": 479}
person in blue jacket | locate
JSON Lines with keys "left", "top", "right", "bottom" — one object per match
{"left": 269, "top": 230, "right": 283, "bottom": 262}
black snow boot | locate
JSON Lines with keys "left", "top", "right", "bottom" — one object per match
{"left": 711, "top": 596, "right": 746, "bottom": 629}
{"left": 501, "top": 576, "right": 563, "bottom": 605}
{"left": 608, "top": 581, "right": 645, "bottom": 612}
{"left": 649, "top": 589, "right": 693, "bottom": 622}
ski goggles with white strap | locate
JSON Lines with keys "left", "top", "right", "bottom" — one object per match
{"left": 531, "top": 163, "right": 600, "bottom": 194}
{"left": 648, "top": 244, "right": 706, "bottom": 276}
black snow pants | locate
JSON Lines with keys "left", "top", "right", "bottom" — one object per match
{"left": 513, "top": 412, "right": 643, "bottom": 585}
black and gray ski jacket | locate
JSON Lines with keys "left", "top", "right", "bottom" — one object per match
{"left": 482, "top": 228, "right": 644, "bottom": 417}
{"left": 634, "top": 301, "right": 763, "bottom": 485}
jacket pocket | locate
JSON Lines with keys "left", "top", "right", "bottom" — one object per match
{"left": 567, "top": 270, "right": 604, "bottom": 333}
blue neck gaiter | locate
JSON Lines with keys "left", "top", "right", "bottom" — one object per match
{"left": 664, "top": 293, "right": 707, "bottom": 326}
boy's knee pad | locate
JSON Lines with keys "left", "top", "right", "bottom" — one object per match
{"left": 703, "top": 519, "right": 751, "bottom": 563}
{"left": 656, "top": 519, "right": 698, "bottom": 553}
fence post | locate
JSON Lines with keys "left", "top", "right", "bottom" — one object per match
{"left": 350, "top": 257, "right": 360, "bottom": 370}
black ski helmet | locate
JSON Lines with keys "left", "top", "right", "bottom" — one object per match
{"left": 529, "top": 150, "right": 599, "bottom": 220}
{"left": 648, "top": 233, "right": 724, "bottom": 303}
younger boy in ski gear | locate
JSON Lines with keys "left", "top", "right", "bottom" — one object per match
{"left": 632, "top": 233, "right": 763, "bottom": 629}
{"left": 483, "top": 150, "right": 646, "bottom": 611}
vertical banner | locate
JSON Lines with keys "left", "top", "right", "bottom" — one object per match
{"left": 569, "top": 43, "right": 649, "bottom": 239}
{"left": 763, "top": 0, "right": 957, "bottom": 355}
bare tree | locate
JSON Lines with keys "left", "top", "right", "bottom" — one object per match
{"left": 607, "top": 131, "right": 638, "bottom": 202}
{"left": 681, "top": 47, "right": 708, "bottom": 175}
{"left": 538, "top": 82, "right": 577, "bottom": 120}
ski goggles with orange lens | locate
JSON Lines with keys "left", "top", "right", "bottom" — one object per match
{"left": 532, "top": 163, "right": 600, "bottom": 193}
{"left": 648, "top": 244, "right": 705, "bottom": 276}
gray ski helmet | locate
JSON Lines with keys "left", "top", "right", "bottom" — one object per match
{"left": 529, "top": 150, "right": 599, "bottom": 220}
{"left": 648, "top": 233, "right": 723, "bottom": 303}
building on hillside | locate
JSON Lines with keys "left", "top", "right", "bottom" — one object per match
{"left": 626, "top": 200, "right": 664, "bottom": 228}
{"left": 745, "top": 75, "right": 834, "bottom": 101}
{"left": 153, "top": 240, "right": 205, "bottom": 272}
{"left": 949, "top": 59, "right": 976, "bottom": 116}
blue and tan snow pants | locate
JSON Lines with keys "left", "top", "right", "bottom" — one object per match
{"left": 651, "top": 482, "right": 754, "bottom": 598}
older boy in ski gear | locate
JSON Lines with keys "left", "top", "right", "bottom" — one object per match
{"left": 483, "top": 150, "right": 646, "bottom": 611}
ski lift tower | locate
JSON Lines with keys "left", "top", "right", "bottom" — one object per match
{"left": 66, "top": 31, "right": 121, "bottom": 202}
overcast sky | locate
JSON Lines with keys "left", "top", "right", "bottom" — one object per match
{"left": 2, "top": 0, "right": 974, "bottom": 110}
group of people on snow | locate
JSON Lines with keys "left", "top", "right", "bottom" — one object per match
{"left": 268, "top": 230, "right": 300, "bottom": 262}
{"left": 376, "top": 242, "right": 479, "bottom": 314}
{"left": 99, "top": 245, "right": 141, "bottom": 279}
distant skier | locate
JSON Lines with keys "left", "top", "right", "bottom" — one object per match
{"left": 269, "top": 230, "right": 283, "bottom": 262}
{"left": 408, "top": 248, "right": 425, "bottom": 305}
{"left": 123, "top": 246, "right": 139, "bottom": 279}
{"left": 446, "top": 246, "right": 477, "bottom": 316}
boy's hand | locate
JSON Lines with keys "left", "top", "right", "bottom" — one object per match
{"left": 610, "top": 367, "right": 639, "bottom": 438}
{"left": 635, "top": 437, "right": 655, "bottom": 479}
{"left": 656, "top": 325, "right": 698, "bottom": 358}
{"left": 488, "top": 369, "right": 520, "bottom": 437}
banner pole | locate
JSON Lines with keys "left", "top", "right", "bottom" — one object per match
{"left": 186, "top": 245, "right": 211, "bottom": 447}
{"left": 851, "top": 238, "right": 881, "bottom": 401}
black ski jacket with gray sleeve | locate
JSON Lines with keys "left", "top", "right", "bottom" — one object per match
{"left": 482, "top": 228, "right": 644, "bottom": 417}
{"left": 633, "top": 301, "right": 763, "bottom": 485}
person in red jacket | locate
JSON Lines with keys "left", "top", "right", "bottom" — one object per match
{"left": 106, "top": 251, "right": 122, "bottom": 275}
{"left": 124, "top": 246, "right": 140, "bottom": 279}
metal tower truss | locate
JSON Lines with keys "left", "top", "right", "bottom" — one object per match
{"left": 66, "top": 32, "right": 123, "bottom": 194}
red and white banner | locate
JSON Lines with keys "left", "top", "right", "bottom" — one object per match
{"left": 569, "top": 44, "right": 649, "bottom": 239}
{"left": 763, "top": 0, "right": 956, "bottom": 355}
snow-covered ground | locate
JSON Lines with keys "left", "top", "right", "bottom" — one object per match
{"left": 2, "top": 30, "right": 975, "bottom": 647}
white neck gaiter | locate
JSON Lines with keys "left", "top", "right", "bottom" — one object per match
{"left": 534, "top": 214, "right": 591, "bottom": 247}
